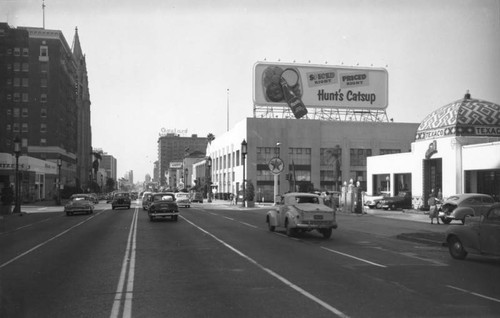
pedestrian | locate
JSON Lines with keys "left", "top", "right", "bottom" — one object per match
{"left": 235, "top": 192, "right": 238, "bottom": 206}
{"left": 428, "top": 192, "right": 440, "bottom": 224}
{"left": 230, "top": 193, "right": 234, "bottom": 205}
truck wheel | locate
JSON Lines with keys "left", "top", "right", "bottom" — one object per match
{"left": 448, "top": 235, "right": 467, "bottom": 260}
{"left": 320, "top": 228, "right": 332, "bottom": 239}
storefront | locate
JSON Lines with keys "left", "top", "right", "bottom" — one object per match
{"left": 0, "top": 153, "right": 58, "bottom": 202}
{"left": 367, "top": 93, "right": 500, "bottom": 208}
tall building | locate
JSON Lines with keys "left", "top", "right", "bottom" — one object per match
{"left": 101, "top": 152, "right": 117, "bottom": 188}
{"left": 0, "top": 23, "right": 92, "bottom": 200}
{"left": 157, "top": 133, "right": 208, "bottom": 187}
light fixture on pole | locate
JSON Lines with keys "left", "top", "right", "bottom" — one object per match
{"left": 57, "top": 157, "right": 62, "bottom": 205}
{"left": 13, "top": 136, "right": 21, "bottom": 214}
{"left": 241, "top": 139, "right": 247, "bottom": 207}
{"left": 206, "top": 157, "right": 212, "bottom": 203}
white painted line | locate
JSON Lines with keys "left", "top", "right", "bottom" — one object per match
{"left": 110, "top": 208, "right": 138, "bottom": 318}
{"left": 321, "top": 247, "right": 387, "bottom": 268}
{"left": 224, "top": 216, "right": 235, "bottom": 221}
{"left": 239, "top": 221, "right": 258, "bottom": 228}
{"left": 182, "top": 215, "right": 350, "bottom": 318}
{"left": 447, "top": 285, "right": 500, "bottom": 303}
{"left": 0, "top": 214, "right": 97, "bottom": 269}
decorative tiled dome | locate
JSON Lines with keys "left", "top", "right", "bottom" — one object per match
{"left": 415, "top": 92, "right": 500, "bottom": 140}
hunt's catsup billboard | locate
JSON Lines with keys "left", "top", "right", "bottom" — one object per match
{"left": 253, "top": 62, "right": 388, "bottom": 110}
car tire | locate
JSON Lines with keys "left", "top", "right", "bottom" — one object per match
{"left": 375, "top": 202, "right": 382, "bottom": 209}
{"left": 441, "top": 217, "right": 451, "bottom": 224}
{"left": 112, "top": 206, "right": 115, "bottom": 210}
{"left": 320, "top": 228, "right": 332, "bottom": 239}
{"left": 448, "top": 235, "right": 468, "bottom": 260}
{"left": 127, "top": 206, "right": 130, "bottom": 209}
{"left": 267, "top": 218, "right": 275, "bottom": 232}
{"left": 173, "top": 215, "right": 178, "bottom": 221}
{"left": 285, "top": 220, "right": 296, "bottom": 237}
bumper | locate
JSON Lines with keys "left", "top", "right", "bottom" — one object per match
{"left": 149, "top": 211, "right": 179, "bottom": 217}
{"left": 295, "top": 221, "right": 337, "bottom": 230}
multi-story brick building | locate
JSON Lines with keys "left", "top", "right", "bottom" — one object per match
{"left": 0, "top": 23, "right": 92, "bottom": 201}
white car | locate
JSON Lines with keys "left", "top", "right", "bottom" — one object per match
{"left": 266, "top": 192, "right": 338, "bottom": 239}
{"left": 175, "top": 192, "right": 191, "bottom": 208}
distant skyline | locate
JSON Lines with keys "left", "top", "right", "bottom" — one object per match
{"left": 2, "top": 0, "right": 499, "bottom": 183}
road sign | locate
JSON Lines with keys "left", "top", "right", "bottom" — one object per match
{"left": 268, "top": 157, "right": 284, "bottom": 175}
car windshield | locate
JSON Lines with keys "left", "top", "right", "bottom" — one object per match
{"left": 115, "top": 193, "right": 128, "bottom": 198}
{"left": 295, "top": 196, "right": 320, "bottom": 204}
{"left": 176, "top": 193, "right": 188, "bottom": 198}
{"left": 72, "top": 196, "right": 88, "bottom": 201}
{"left": 154, "top": 194, "right": 174, "bottom": 202}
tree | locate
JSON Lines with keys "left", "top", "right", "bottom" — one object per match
{"left": 106, "top": 178, "right": 115, "bottom": 192}
{"left": 207, "top": 133, "right": 215, "bottom": 144}
{"left": 245, "top": 179, "right": 255, "bottom": 201}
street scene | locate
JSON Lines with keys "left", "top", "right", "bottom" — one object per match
{"left": 1, "top": 0, "right": 500, "bottom": 317}
{"left": 1, "top": 199, "right": 499, "bottom": 318}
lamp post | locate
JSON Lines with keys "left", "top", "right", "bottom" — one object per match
{"left": 13, "top": 136, "right": 21, "bottom": 214}
{"left": 241, "top": 139, "right": 247, "bottom": 207}
{"left": 57, "top": 158, "right": 62, "bottom": 205}
{"left": 206, "top": 157, "right": 212, "bottom": 203}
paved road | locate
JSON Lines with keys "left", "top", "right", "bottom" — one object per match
{"left": 1, "top": 200, "right": 499, "bottom": 317}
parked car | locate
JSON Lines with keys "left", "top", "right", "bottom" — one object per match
{"left": 88, "top": 193, "right": 99, "bottom": 204}
{"left": 148, "top": 192, "right": 179, "bottom": 221}
{"left": 444, "top": 203, "right": 500, "bottom": 259}
{"left": 64, "top": 194, "right": 94, "bottom": 216}
{"left": 379, "top": 191, "right": 412, "bottom": 210}
{"left": 266, "top": 192, "right": 338, "bottom": 239}
{"left": 141, "top": 191, "right": 153, "bottom": 211}
{"left": 175, "top": 192, "right": 191, "bottom": 208}
{"left": 111, "top": 192, "right": 131, "bottom": 210}
{"left": 363, "top": 191, "right": 390, "bottom": 209}
{"left": 440, "top": 193, "right": 495, "bottom": 224}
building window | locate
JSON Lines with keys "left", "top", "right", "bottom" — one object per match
{"left": 22, "top": 93, "right": 28, "bottom": 102}
{"left": 14, "top": 47, "right": 20, "bottom": 56}
{"left": 13, "top": 93, "right": 20, "bottom": 102}
{"left": 22, "top": 63, "right": 29, "bottom": 72}
{"left": 22, "top": 78, "right": 29, "bottom": 87}
{"left": 40, "top": 94, "right": 47, "bottom": 102}
{"left": 13, "top": 123, "right": 19, "bottom": 132}
{"left": 40, "top": 123, "right": 47, "bottom": 133}
{"left": 40, "top": 62, "right": 48, "bottom": 72}
{"left": 6, "top": 124, "right": 11, "bottom": 131}
{"left": 40, "top": 138, "right": 47, "bottom": 146}
{"left": 22, "top": 108, "right": 28, "bottom": 117}
{"left": 6, "top": 78, "right": 12, "bottom": 86}
{"left": 13, "top": 108, "right": 20, "bottom": 117}
{"left": 22, "top": 138, "right": 27, "bottom": 147}
{"left": 40, "top": 78, "right": 47, "bottom": 87}
{"left": 380, "top": 149, "right": 401, "bottom": 155}
{"left": 6, "top": 109, "right": 12, "bottom": 116}
{"left": 22, "top": 48, "right": 29, "bottom": 56}
{"left": 21, "top": 123, "right": 28, "bottom": 132}
{"left": 288, "top": 147, "right": 311, "bottom": 165}
{"left": 41, "top": 108, "right": 47, "bottom": 117}
{"left": 350, "top": 149, "right": 372, "bottom": 166}
{"left": 6, "top": 94, "right": 12, "bottom": 100}
{"left": 40, "top": 46, "right": 48, "bottom": 57}
{"left": 13, "top": 62, "right": 20, "bottom": 72}
{"left": 13, "top": 78, "right": 20, "bottom": 87}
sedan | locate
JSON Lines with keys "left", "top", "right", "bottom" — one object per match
{"left": 148, "top": 192, "right": 179, "bottom": 222}
{"left": 440, "top": 193, "right": 495, "bottom": 224}
{"left": 444, "top": 203, "right": 500, "bottom": 259}
{"left": 379, "top": 191, "right": 412, "bottom": 210}
{"left": 64, "top": 194, "right": 95, "bottom": 216}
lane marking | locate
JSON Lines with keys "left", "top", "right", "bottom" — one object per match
{"left": 447, "top": 285, "right": 500, "bottom": 303}
{"left": 181, "top": 215, "right": 350, "bottom": 318}
{"left": 110, "top": 208, "right": 138, "bottom": 318}
{"left": 321, "top": 247, "right": 387, "bottom": 268}
{"left": 239, "top": 221, "right": 258, "bottom": 229}
{"left": 0, "top": 214, "right": 98, "bottom": 269}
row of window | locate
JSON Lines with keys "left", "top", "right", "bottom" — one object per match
{"left": 5, "top": 93, "right": 47, "bottom": 102}
{"left": 6, "top": 123, "right": 48, "bottom": 133}
{"left": 5, "top": 46, "right": 48, "bottom": 58}
{"left": 6, "top": 77, "right": 48, "bottom": 87}
{"left": 7, "top": 108, "right": 47, "bottom": 117}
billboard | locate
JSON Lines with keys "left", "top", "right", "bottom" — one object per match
{"left": 253, "top": 62, "right": 388, "bottom": 111}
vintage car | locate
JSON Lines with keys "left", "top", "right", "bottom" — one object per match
{"left": 363, "top": 191, "right": 390, "bottom": 209}
{"left": 266, "top": 192, "right": 338, "bottom": 239}
{"left": 148, "top": 192, "right": 179, "bottom": 221}
{"left": 190, "top": 191, "right": 203, "bottom": 203}
{"left": 141, "top": 191, "right": 153, "bottom": 211}
{"left": 379, "top": 191, "right": 412, "bottom": 210}
{"left": 444, "top": 203, "right": 500, "bottom": 260}
{"left": 64, "top": 194, "right": 95, "bottom": 216}
{"left": 111, "top": 192, "right": 131, "bottom": 210}
{"left": 440, "top": 193, "right": 495, "bottom": 224}
{"left": 175, "top": 192, "right": 191, "bottom": 208}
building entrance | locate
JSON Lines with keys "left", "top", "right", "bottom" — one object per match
{"left": 423, "top": 158, "right": 442, "bottom": 208}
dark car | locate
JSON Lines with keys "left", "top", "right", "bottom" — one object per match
{"left": 64, "top": 194, "right": 94, "bottom": 216}
{"left": 444, "top": 203, "right": 500, "bottom": 260}
{"left": 379, "top": 191, "right": 412, "bottom": 210}
{"left": 440, "top": 193, "right": 495, "bottom": 224}
{"left": 148, "top": 192, "right": 179, "bottom": 222}
{"left": 111, "top": 192, "right": 131, "bottom": 210}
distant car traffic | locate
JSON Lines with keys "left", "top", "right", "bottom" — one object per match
{"left": 148, "top": 192, "right": 179, "bottom": 221}
{"left": 64, "top": 194, "right": 94, "bottom": 216}
{"left": 266, "top": 192, "right": 338, "bottom": 239}
{"left": 379, "top": 191, "right": 412, "bottom": 210}
{"left": 363, "top": 191, "right": 390, "bottom": 209}
{"left": 111, "top": 192, "right": 131, "bottom": 210}
{"left": 175, "top": 192, "right": 191, "bottom": 208}
{"left": 440, "top": 193, "right": 495, "bottom": 224}
{"left": 444, "top": 203, "right": 500, "bottom": 259}
{"left": 141, "top": 191, "right": 153, "bottom": 211}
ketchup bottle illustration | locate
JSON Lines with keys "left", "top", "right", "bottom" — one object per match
{"left": 280, "top": 69, "right": 308, "bottom": 119}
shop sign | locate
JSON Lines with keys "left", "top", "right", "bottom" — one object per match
{"left": 169, "top": 162, "right": 183, "bottom": 169}
{"left": 253, "top": 62, "right": 388, "bottom": 110}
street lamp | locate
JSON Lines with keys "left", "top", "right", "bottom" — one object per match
{"left": 57, "top": 158, "right": 62, "bottom": 205}
{"left": 241, "top": 139, "right": 247, "bottom": 207}
{"left": 13, "top": 136, "right": 21, "bottom": 214}
{"left": 206, "top": 157, "right": 212, "bottom": 203}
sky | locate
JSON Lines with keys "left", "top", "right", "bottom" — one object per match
{"left": 2, "top": 0, "right": 500, "bottom": 183}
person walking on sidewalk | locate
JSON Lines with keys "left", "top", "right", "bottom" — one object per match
{"left": 428, "top": 191, "right": 440, "bottom": 224}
